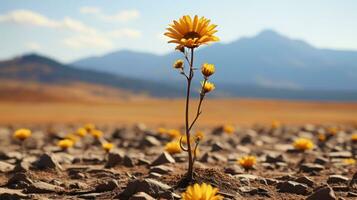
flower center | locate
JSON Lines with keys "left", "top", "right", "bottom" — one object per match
{"left": 183, "top": 32, "right": 200, "bottom": 40}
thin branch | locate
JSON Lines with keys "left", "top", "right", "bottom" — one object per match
{"left": 179, "top": 136, "right": 189, "bottom": 152}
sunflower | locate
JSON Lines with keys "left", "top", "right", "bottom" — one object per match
{"left": 182, "top": 183, "right": 223, "bottom": 200}
{"left": 164, "top": 15, "right": 219, "bottom": 48}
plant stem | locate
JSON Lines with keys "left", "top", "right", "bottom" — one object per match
{"left": 185, "top": 48, "right": 194, "bottom": 181}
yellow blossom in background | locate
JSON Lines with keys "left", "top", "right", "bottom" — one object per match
{"left": 84, "top": 123, "right": 96, "bottom": 133}
{"left": 201, "top": 63, "right": 215, "bottom": 77}
{"left": 164, "top": 15, "right": 219, "bottom": 48}
{"left": 165, "top": 141, "right": 182, "bottom": 154}
{"left": 271, "top": 120, "right": 281, "bottom": 129}
{"left": 57, "top": 139, "right": 74, "bottom": 150}
{"left": 65, "top": 133, "right": 80, "bottom": 143}
{"left": 223, "top": 125, "right": 235, "bottom": 134}
{"left": 351, "top": 133, "right": 357, "bottom": 142}
{"left": 327, "top": 127, "right": 339, "bottom": 136}
{"left": 238, "top": 156, "right": 257, "bottom": 170}
{"left": 91, "top": 129, "right": 103, "bottom": 139}
{"left": 167, "top": 129, "right": 181, "bottom": 138}
{"left": 318, "top": 133, "right": 326, "bottom": 142}
{"left": 343, "top": 158, "right": 356, "bottom": 165}
{"left": 157, "top": 127, "right": 168, "bottom": 135}
{"left": 201, "top": 81, "right": 215, "bottom": 93}
{"left": 293, "top": 138, "right": 314, "bottom": 151}
{"left": 102, "top": 142, "right": 114, "bottom": 152}
{"left": 76, "top": 128, "right": 87, "bottom": 137}
{"left": 181, "top": 183, "right": 223, "bottom": 200}
{"left": 173, "top": 59, "right": 184, "bottom": 69}
{"left": 13, "top": 128, "right": 32, "bottom": 141}
{"left": 195, "top": 131, "right": 204, "bottom": 141}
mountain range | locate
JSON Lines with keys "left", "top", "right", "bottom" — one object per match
{"left": 73, "top": 30, "right": 357, "bottom": 91}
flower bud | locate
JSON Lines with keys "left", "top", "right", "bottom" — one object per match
{"left": 201, "top": 63, "right": 215, "bottom": 77}
{"left": 201, "top": 81, "right": 215, "bottom": 93}
{"left": 173, "top": 59, "right": 184, "bottom": 69}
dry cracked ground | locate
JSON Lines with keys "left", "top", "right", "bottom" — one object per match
{"left": 0, "top": 124, "right": 357, "bottom": 200}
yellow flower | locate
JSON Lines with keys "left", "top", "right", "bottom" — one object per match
{"left": 84, "top": 123, "right": 96, "bottom": 133}
{"left": 165, "top": 141, "right": 182, "bottom": 154}
{"left": 157, "top": 127, "right": 168, "bottom": 135}
{"left": 91, "top": 129, "right": 103, "bottom": 139}
{"left": 271, "top": 120, "right": 281, "bottom": 129}
{"left": 13, "top": 128, "right": 31, "bottom": 141}
{"left": 201, "top": 63, "right": 215, "bottom": 77}
{"left": 201, "top": 81, "right": 215, "bottom": 93}
{"left": 238, "top": 156, "right": 257, "bottom": 170}
{"left": 293, "top": 138, "right": 314, "bottom": 151}
{"left": 223, "top": 125, "right": 235, "bottom": 134}
{"left": 182, "top": 183, "right": 223, "bottom": 200}
{"left": 351, "top": 133, "right": 357, "bottom": 142}
{"left": 164, "top": 15, "right": 219, "bottom": 49}
{"left": 173, "top": 59, "right": 184, "bottom": 69}
{"left": 318, "top": 133, "right": 326, "bottom": 142}
{"left": 57, "top": 139, "right": 74, "bottom": 150}
{"left": 65, "top": 133, "right": 80, "bottom": 143}
{"left": 343, "top": 158, "right": 356, "bottom": 165}
{"left": 327, "top": 127, "right": 338, "bottom": 136}
{"left": 167, "top": 129, "right": 181, "bottom": 138}
{"left": 195, "top": 131, "right": 204, "bottom": 141}
{"left": 102, "top": 142, "right": 114, "bottom": 152}
{"left": 76, "top": 128, "right": 87, "bottom": 137}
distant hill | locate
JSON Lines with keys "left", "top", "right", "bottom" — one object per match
{"left": 72, "top": 30, "right": 357, "bottom": 91}
{"left": 0, "top": 54, "right": 182, "bottom": 99}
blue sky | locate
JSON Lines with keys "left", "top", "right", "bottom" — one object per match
{"left": 0, "top": 0, "right": 356, "bottom": 62}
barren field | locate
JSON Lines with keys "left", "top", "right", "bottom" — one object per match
{"left": 0, "top": 98, "right": 356, "bottom": 127}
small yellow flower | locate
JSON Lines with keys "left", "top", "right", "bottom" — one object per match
{"left": 201, "top": 81, "right": 215, "bottom": 93}
{"left": 293, "top": 138, "right": 314, "bottom": 151}
{"left": 351, "top": 133, "right": 357, "bottom": 142}
{"left": 165, "top": 141, "right": 182, "bottom": 154}
{"left": 91, "top": 129, "right": 103, "bottom": 139}
{"left": 223, "top": 125, "right": 235, "bottom": 134}
{"left": 271, "top": 120, "right": 281, "bottom": 129}
{"left": 157, "top": 127, "right": 167, "bottom": 135}
{"left": 173, "top": 59, "right": 184, "bottom": 69}
{"left": 13, "top": 128, "right": 31, "bottom": 141}
{"left": 167, "top": 129, "right": 181, "bottom": 139}
{"left": 201, "top": 63, "right": 215, "bottom": 77}
{"left": 327, "top": 127, "right": 338, "bottom": 136}
{"left": 195, "top": 131, "right": 204, "bottom": 141}
{"left": 102, "top": 142, "right": 114, "bottom": 152}
{"left": 84, "top": 123, "right": 96, "bottom": 133}
{"left": 238, "top": 156, "right": 257, "bottom": 170}
{"left": 65, "top": 133, "right": 80, "bottom": 143}
{"left": 164, "top": 15, "right": 219, "bottom": 49}
{"left": 343, "top": 158, "right": 356, "bottom": 165}
{"left": 181, "top": 183, "right": 223, "bottom": 200}
{"left": 57, "top": 139, "right": 74, "bottom": 150}
{"left": 318, "top": 133, "right": 326, "bottom": 142}
{"left": 76, "top": 128, "right": 87, "bottom": 137}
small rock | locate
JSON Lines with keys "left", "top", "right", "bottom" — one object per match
{"left": 130, "top": 192, "right": 155, "bottom": 200}
{"left": 147, "top": 172, "right": 162, "bottom": 179}
{"left": 306, "top": 186, "right": 336, "bottom": 200}
{"left": 224, "top": 166, "right": 243, "bottom": 175}
{"left": 265, "top": 154, "right": 285, "bottom": 163}
{"left": 138, "top": 158, "right": 151, "bottom": 166}
{"left": 234, "top": 174, "right": 259, "bottom": 181}
{"left": 211, "top": 142, "right": 224, "bottom": 152}
{"left": 140, "top": 136, "right": 161, "bottom": 147}
{"left": 150, "top": 165, "right": 173, "bottom": 174}
{"left": 123, "top": 155, "right": 135, "bottom": 167}
{"left": 118, "top": 178, "right": 170, "bottom": 199}
{"left": 277, "top": 181, "right": 309, "bottom": 195}
{"left": 347, "top": 192, "right": 357, "bottom": 197}
{"left": 0, "top": 161, "right": 15, "bottom": 172}
{"left": 12, "top": 161, "right": 30, "bottom": 172}
{"left": 328, "top": 151, "right": 352, "bottom": 159}
{"left": 151, "top": 152, "right": 175, "bottom": 166}
{"left": 7, "top": 173, "right": 33, "bottom": 189}
{"left": 300, "top": 163, "right": 324, "bottom": 173}
{"left": 314, "top": 157, "right": 329, "bottom": 165}
{"left": 327, "top": 175, "right": 349, "bottom": 184}
{"left": 295, "top": 176, "right": 314, "bottom": 187}
{"left": 0, "top": 188, "right": 29, "bottom": 199}
{"left": 95, "top": 179, "right": 119, "bottom": 192}
{"left": 105, "top": 150, "right": 124, "bottom": 168}
{"left": 25, "top": 181, "right": 64, "bottom": 193}
{"left": 34, "top": 153, "right": 62, "bottom": 170}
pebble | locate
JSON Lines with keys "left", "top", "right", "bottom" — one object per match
{"left": 151, "top": 152, "right": 175, "bottom": 166}
{"left": 306, "top": 186, "right": 336, "bottom": 200}
{"left": 276, "top": 181, "right": 309, "bottom": 195}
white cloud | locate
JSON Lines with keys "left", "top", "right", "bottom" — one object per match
{"left": 107, "top": 28, "right": 141, "bottom": 38}
{"left": 80, "top": 8, "right": 140, "bottom": 23}
{"left": 26, "top": 42, "right": 41, "bottom": 51}
{"left": 0, "top": 9, "right": 96, "bottom": 34}
{"left": 63, "top": 35, "right": 113, "bottom": 49}
{"left": 79, "top": 6, "right": 101, "bottom": 15}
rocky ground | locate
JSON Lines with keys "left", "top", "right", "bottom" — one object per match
{"left": 0, "top": 123, "right": 357, "bottom": 199}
